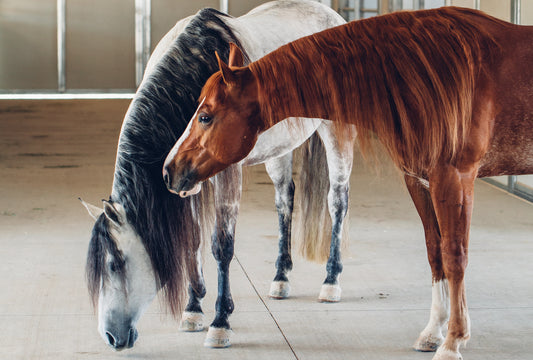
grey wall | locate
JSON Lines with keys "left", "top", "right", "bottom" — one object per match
{"left": 0, "top": 0, "right": 288, "bottom": 92}
{"left": 1, "top": 0, "right": 530, "bottom": 92}
{"left": 0, "top": 0, "right": 57, "bottom": 90}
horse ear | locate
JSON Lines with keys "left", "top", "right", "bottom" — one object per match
{"left": 228, "top": 43, "right": 244, "bottom": 67}
{"left": 79, "top": 198, "right": 103, "bottom": 220}
{"left": 102, "top": 200, "right": 123, "bottom": 227}
{"left": 215, "top": 51, "right": 237, "bottom": 85}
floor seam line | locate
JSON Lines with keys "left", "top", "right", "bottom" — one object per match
{"left": 234, "top": 255, "right": 299, "bottom": 360}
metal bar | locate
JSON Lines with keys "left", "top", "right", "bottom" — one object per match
{"left": 57, "top": 0, "right": 66, "bottom": 93}
{"left": 414, "top": 0, "right": 424, "bottom": 10}
{"left": 509, "top": 0, "right": 520, "bottom": 196}
{"left": 511, "top": 0, "right": 521, "bottom": 24}
{"left": 220, "top": 0, "right": 229, "bottom": 14}
{"left": 484, "top": 178, "right": 533, "bottom": 203}
{"left": 474, "top": 0, "right": 480, "bottom": 10}
{"left": 354, "top": 0, "right": 361, "bottom": 20}
{"left": 390, "top": 0, "right": 403, "bottom": 12}
{"left": 445, "top": 0, "right": 452, "bottom": 6}
{"left": 144, "top": 0, "right": 151, "bottom": 74}
{"left": 508, "top": 175, "right": 518, "bottom": 192}
{"left": 135, "top": 0, "right": 151, "bottom": 87}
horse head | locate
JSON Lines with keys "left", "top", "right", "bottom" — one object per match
{"left": 81, "top": 199, "right": 158, "bottom": 351}
{"left": 163, "top": 44, "right": 263, "bottom": 196}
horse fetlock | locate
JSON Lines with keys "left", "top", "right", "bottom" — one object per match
{"left": 269, "top": 280, "right": 290, "bottom": 299}
{"left": 179, "top": 311, "right": 205, "bottom": 332}
{"left": 318, "top": 283, "right": 342, "bottom": 302}
{"left": 275, "top": 253, "right": 293, "bottom": 271}
{"left": 204, "top": 326, "right": 232, "bottom": 348}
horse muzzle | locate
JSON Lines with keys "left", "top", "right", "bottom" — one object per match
{"left": 163, "top": 161, "right": 201, "bottom": 197}
{"left": 102, "top": 326, "right": 138, "bottom": 351}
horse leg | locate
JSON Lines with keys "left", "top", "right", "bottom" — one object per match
{"left": 204, "top": 164, "right": 242, "bottom": 348}
{"left": 428, "top": 165, "right": 477, "bottom": 360}
{"left": 405, "top": 175, "right": 449, "bottom": 352}
{"left": 265, "top": 153, "right": 294, "bottom": 299}
{"left": 317, "top": 125, "right": 354, "bottom": 302}
{"left": 180, "top": 249, "right": 207, "bottom": 332}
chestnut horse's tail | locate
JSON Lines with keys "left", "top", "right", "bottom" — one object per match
{"left": 293, "top": 134, "right": 348, "bottom": 263}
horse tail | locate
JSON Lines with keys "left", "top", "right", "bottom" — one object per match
{"left": 294, "top": 133, "right": 332, "bottom": 263}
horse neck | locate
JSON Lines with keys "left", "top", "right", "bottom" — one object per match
{"left": 251, "top": 51, "right": 334, "bottom": 129}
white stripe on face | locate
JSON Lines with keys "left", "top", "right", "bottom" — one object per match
{"left": 165, "top": 97, "right": 206, "bottom": 165}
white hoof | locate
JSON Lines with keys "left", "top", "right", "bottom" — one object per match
{"left": 414, "top": 331, "right": 444, "bottom": 352}
{"left": 318, "top": 284, "right": 342, "bottom": 302}
{"left": 269, "top": 281, "right": 290, "bottom": 299}
{"left": 204, "top": 326, "right": 232, "bottom": 348}
{"left": 432, "top": 347, "right": 462, "bottom": 360}
{"left": 179, "top": 311, "right": 205, "bottom": 332}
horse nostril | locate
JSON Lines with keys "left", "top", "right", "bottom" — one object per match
{"left": 163, "top": 169, "right": 171, "bottom": 188}
{"left": 106, "top": 331, "right": 116, "bottom": 347}
{"left": 128, "top": 327, "right": 138, "bottom": 348}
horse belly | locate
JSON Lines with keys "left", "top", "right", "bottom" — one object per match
{"left": 478, "top": 136, "right": 533, "bottom": 178}
{"left": 477, "top": 99, "right": 533, "bottom": 177}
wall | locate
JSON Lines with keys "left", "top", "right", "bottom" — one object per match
{"left": 1, "top": 0, "right": 531, "bottom": 92}
{"left": 65, "top": 0, "right": 135, "bottom": 90}
{"left": 0, "top": 0, "right": 57, "bottom": 90}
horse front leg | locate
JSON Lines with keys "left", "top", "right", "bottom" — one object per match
{"left": 317, "top": 126, "right": 354, "bottom": 302}
{"left": 205, "top": 165, "right": 242, "bottom": 348}
{"left": 265, "top": 153, "right": 294, "bottom": 299}
{"left": 180, "top": 248, "right": 207, "bottom": 332}
{"left": 428, "top": 165, "right": 476, "bottom": 360}
{"left": 405, "top": 175, "right": 449, "bottom": 352}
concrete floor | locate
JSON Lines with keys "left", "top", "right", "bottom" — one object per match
{"left": 1, "top": 100, "right": 532, "bottom": 360}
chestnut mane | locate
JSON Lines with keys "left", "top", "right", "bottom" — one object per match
{"left": 248, "top": 7, "right": 507, "bottom": 174}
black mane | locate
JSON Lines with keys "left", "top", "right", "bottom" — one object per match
{"left": 86, "top": 8, "right": 247, "bottom": 317}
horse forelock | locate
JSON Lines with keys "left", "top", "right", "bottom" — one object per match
{"left": 107, "top": 8, "right": 252, "bottom": 317}
{"left": 200, "top": 71, "right": 225, "bottom": 102}
{"left": 86, "top": 213, "right": 126, "bottom": 308}
{"left": 250, "top": 7, "right": 505, "bottom": 174}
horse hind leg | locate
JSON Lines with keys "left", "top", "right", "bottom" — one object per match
{"left": 180, "top": 249, "right": 207, "bottom": 332}
{"left": 318, "top": 181, "right": 349, "bottom": 302}
{"left": 265, "top": 153, "right": 294, "bottom": 299}
{"left": 204, "top": 165, "right": 242, "bottom": 348}
{"left": 405, "top": 175, "right": 449, "bottom": 352}
{"left": 317, "top": 125, "right": 354, "bottom": 302}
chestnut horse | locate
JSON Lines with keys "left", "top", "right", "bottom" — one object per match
{"left": 163, "top": 7, "right": 533, "bottom": 360}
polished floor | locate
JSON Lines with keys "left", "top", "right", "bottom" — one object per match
{"left": 1, "top": 100, "right": 532, "bottom": 359}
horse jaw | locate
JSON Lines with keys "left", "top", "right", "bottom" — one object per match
{"left": 98, "top": 210, "right": 158, "bottom": 351}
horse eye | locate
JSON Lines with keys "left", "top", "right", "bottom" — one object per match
{"left": 198, "top": 112, "right": 212, "bottom": 125}
{"left": 109, "top": 260, "right": 122, "bottom": 273}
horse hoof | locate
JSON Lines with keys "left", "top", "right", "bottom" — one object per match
{"left": 413, "top": 332, "right": 443, "bottom": 352}
{"left": 204, "top": 326, "right": 232, "bottom": 348}
{"left": 269, "top": 281, "right": 290, "bottom": 299}
{"left": 179, "top": 311, "right": 205, "bottom": 332}
{"left": 432, "top": 347, "right": 462, "bottom": 360}
{"left": 318, "top": 284, "right": 341, "bottom": 302}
